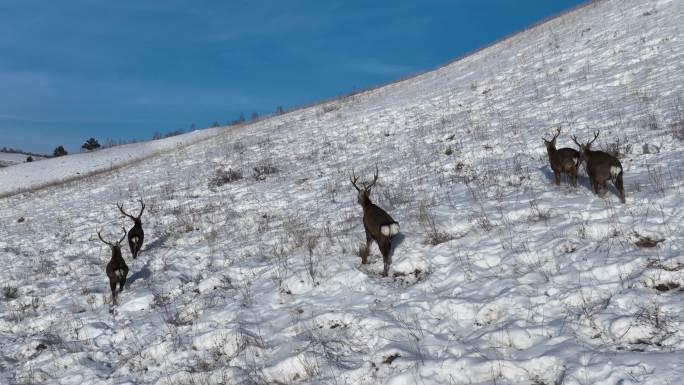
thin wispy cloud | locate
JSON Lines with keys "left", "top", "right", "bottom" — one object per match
{"left": 335, "top": 58, "right": 415, "bottom": 76}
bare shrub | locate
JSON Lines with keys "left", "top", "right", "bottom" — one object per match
{"left": 2, "top": 285, "right": 19, "bottom": 300}
{"left": 643, "top": 111, "right": 659, "bottom": 130}
{"left": 253, "top": 162, "right": 278, "bottom": 180}
{"left": 283, "top": 215, "right": 308, "bottom": 249}
{"left": 322, "top": 103, "right": 339, "bottom": 113}
{"left": 395, "top": 313, "right": 426, "bottom": 365}
{"left": 208, "top": 167, "right": 243, "bottom": 188}
{"left": 300, "top": 327, "right": 362, "bottom": 372}
{"left": 576, "top": 219, "right": 588, "bottom": 239}
{"left": 630, "top": 301, "right": 673, "bottom": 345}
{"left": 324, "top": 176, "right": 344, "bottom": 203}
{"left": 171, "top": 204, "right": 200, "bottom": 232}
{"left": 670, "top": 120, "right": 684, "bottom": 140}
{"left": 418, "top": 203, "right": 453, "bottom": 245}
{"left": 528, "top": 199, "right": 552, "bottom": 223}
{"left": 232, "top": 140, "right": 245, "bottom": 153}
{"left": 304, "top": 237, "right": 320, "bottom": 284}
{"left": 602, "top": 136, "right": 631, "bottom": 158}
{"left": 298, "top": 353, "right": 321, "bottom": 379}
{"left": 647, "top": 165, "right": 667, "bottom": 194}
{"left": 380, "top": 183, "right": 415, "bottom": 210}
{"left": 669, "top": 96, "right": 684, "bottom": 140}
{"left": 468, "top": 209, "right": 494, "bottom": 232}
{"left": 155, "top": 294, "right": 197, "bottom": 326}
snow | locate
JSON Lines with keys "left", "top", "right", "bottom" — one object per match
{"left": 0, "top": 127, "right": 223, "bottom": 197}
{"left": 0, "top": 152, "right": 41, "bottom": 168}
{"left": 1, "top": 0, "right": 684, "bottom": 384}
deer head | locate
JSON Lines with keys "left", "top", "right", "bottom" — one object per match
{"left": 572, "top": 131, "right": 600, "bottom": 160}
{"left": 97, "top": 227, "right": 127, "bottom": 252}
{"left": 117, "top": 199, "right": 145, "bottom": 225}
{"left": 350, "top": 165, "right": 379, "bottom": 206}
{"left": 542, "top": 126, "right": 562, "bottom": 149}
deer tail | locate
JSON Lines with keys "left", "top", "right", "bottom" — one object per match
{"left": 610, "top": 166, "right": 622, "bottom": 180}
{"left": 381, "top": 222, "right": 400, "bottom": 237}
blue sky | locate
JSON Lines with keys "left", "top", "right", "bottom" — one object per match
{"left": 0, "top": 0, "right": 586, "bottom": 154}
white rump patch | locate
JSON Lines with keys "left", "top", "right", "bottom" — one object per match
{"left": 131, "top": 236, "right": 139, "bottom": 245}
{"left": 381, "top": 223, "right": 400, "bottom": 237}
{"left": 573, "top": 156, "right": 579, "bottom": 165}
{"left": 610, "top": 166, "right": 622, "bottom": 179}
{"left": 114, "top": 269, "right": 126, "bottom": 278}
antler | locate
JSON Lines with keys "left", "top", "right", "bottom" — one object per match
{"left": 366, "top": 164, "right": 379, "bottom": 189}
{"left": 97, "top": 229, "right": 114, "bottom": 247}
{"left": 118, "top": 226, "right": 127, "bottom": 244}
{"left": 98, "top": 227, "right": 127, "bottom": 246}
{"left": 136, "top": 198, "right": 145, "bottom": 218}
{"left": 118, "top": 199, "right": 145, "bottom": 220}
{"left": 350, "top": 166, "right": 380, "bottom": 191}
{"left": 571, "top": 134, "right": 582, "bottom": 147}
{"left": 588, "top": 131, "right": 600, "bottom": 146}
{"left": 117, "top": 202, "right": 136, "bottom": 220}
{"left": 350, "top": 170, "right": 361, "bottom": 192}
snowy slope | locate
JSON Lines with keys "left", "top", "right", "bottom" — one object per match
{"left": 0, "top": 127, "right": 223, "bottom": 198}
{"left": 0, "top": 152, "right": 41, "bottom": 168}
{"left": 1, "top": 0, "right": 684, "bottom": 385}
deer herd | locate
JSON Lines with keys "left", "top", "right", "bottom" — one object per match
{"left": 97, "top": 199, "right": 146, "bottom": 305}
{"left": 544, "top": 128, "right": 625, "bottom": 203}
{"left": 96, "top": 128, "right": 625, "bottom": 305}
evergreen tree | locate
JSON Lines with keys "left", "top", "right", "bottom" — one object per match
{"left": 81, "top": 138, "right": 101, "bottom": 151}
{"left": 53, "top": 146, "right": 68, "bottom": 157}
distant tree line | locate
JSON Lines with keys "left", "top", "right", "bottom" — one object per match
{"left": 23, "top": 106, "right": 293, "bottom": 161}
{"left": 0, "top": 146, "right": 48, "bottom": 158}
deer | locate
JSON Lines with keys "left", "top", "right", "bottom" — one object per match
{"left": 98, "top": 227, "right": 129, "bottom": 305}
{"left": 543, "top": 127, "right": 581, "bottom": 186}
{"left": 117, "top": 199, "right": 145, "bottom": 259}
{"left": 350, "top": 166, "right": 400, "bottom": 277}
{"left": 572, "top": 131, "right": 625, "bottom": 203}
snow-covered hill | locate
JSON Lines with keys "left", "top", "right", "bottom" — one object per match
{"left": 0, "top": 152, "right": 42, "bottom": 168}
{"left": 1, "top": 0, "right": 683, "bottom": 384}
{"left": 0, "top": 128, "right": 223, "bottom": 198}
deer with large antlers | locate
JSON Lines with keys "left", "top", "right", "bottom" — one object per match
{"left": 543, "top": 127, "right": 581, "bottom": 186}
{"left": 351, "top": 166, "right": 400, "bottom": 277}
{"left": 117, "top": 199, "right": 145, "bottom": 259}
{"left": 98, "top": 228, "right": 129, "bottom": 305}
{"left": 572, "top": 131, "right": 625, "bottom": 203}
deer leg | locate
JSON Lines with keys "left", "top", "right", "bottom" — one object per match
{"left": 129, "top": 239, "right": 137, "bottom": 259}
{"left": 361, "top": 226, "right": 372, "bottom": 264}
{"left": 601, "top": 180, "right": 608, "bottom": 196}
{"left": 554, "top": 170, "right": 561, "bottom": 186}
{"left": 571, "top": 170, "right": 578, "bottom": 187}
{"left": 615, "top": 172, "right": 625, "bottom": 203}
{"left": 110, "top": 280, "right": 118, "bottom": 305}
{"left": 590, "top": 177, "right": 598, "bottom": 195}
{"left": 357, "top": 227, "right": 371, "bottom": 265}
{"left": 119, "top": 277, "right": 126, "bottom": 292}
{"left": 379, "top": 237, "right": 391, "bottom": 277}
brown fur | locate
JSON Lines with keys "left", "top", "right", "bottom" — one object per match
{"left": 573, "top": 132, "right": 625, "bottom": 203}
{"left": 98, "top": 228, "right": 129, "bottom": 305}
{"left": 117, "top": 199, "right": 145, "bottom": 259}
{"left": 543, "top": 127, "right": 580, "bottom": 186}
{"left": 351, "top": 167, "right": 399, "bottom": 277}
